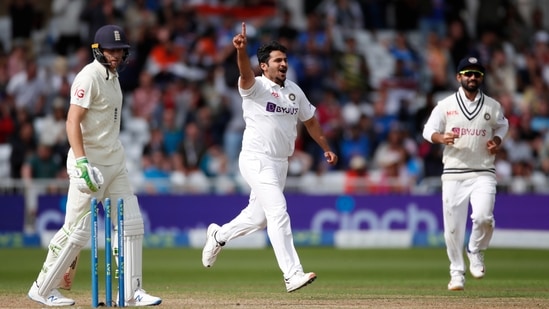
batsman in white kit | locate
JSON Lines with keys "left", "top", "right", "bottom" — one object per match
{"left": 28, "top": 25, "right": 161, "bottom": 306}
{"left": 422, "top": 56, "right": 509, "bottom": 291}
{"left": 202, "top": 23, "right": 338, "bottom": 292}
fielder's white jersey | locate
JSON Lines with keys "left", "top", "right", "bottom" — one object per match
{"left": 239, "top": 75, "right": 316, "bottom": 158}
{"left": 69, "top": 60, "right": 124, "bottom": 164}
{"left": 423, "top": 87, "right": 509, "bottom": 181}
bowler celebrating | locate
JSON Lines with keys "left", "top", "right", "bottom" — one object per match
{"left": 202, "top": 22, "right": 338, "bottom": 292}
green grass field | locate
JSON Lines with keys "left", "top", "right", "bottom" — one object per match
{"left": 1, "top": 247, "right": 548, "bottom": 308}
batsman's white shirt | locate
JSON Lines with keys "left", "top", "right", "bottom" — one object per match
{"left": 422, "top": 87, "right": 509, "bottom": 180}
{"left": 240, "top": 75, "right": 316, "bottom": 158}
{"left": 69, "top": 59, "right": 124, "bottom": 164}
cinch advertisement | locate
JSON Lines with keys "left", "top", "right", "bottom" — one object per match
{"left": 2, "top": 194, "right": 548, "bottom": 248}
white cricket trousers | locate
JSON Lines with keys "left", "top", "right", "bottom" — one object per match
{"left": 442, "top": 175, "right": 496, "bottom": 277}
{"left": 216, "top": 151, "right": 303, "bottom": 278}
{"left": 36, "top": 152, "right": 144, "bottom": 294}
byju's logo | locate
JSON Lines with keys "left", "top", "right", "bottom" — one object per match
{"left": 265, "top": 102, "right": 298, "bottom": 115}
{"left": 266, "top": 102, "right": 276, "bottom": 112}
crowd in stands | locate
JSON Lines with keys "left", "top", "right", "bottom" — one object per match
{"left": 1, "top": 0, "right": 549, "bottom": 195}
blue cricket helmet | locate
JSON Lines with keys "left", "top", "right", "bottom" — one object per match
{"left": 92, "top": 24, "right": 130, "bottom": 50}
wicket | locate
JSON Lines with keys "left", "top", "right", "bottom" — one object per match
{"left": 91, "top": 198, "right": 125, "bottom": 307}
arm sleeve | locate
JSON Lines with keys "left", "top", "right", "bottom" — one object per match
{"left": 422, "top": 104, "right": 444, "bottom": 144}
{"left": 493, "top": 105, "right": 509, "bottom": 140}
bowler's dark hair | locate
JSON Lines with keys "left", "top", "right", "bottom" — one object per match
{"left": 257, "top": 40, "right": 287, "bottom": 64}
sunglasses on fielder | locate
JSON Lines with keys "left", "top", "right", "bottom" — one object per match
{"left": 459, "top": 70, "right": 484, "bottom": 78}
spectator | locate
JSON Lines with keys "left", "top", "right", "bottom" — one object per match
{"left": 423, "top": 31, "right": 452, "bottom": 92}
{"left": 274, "top": 7, "right": 299, "bottom": 41}
{"left": 50, "top": 0, "right": 86, "bottom": 56}
{"left": 80, "top": 0, "right": 124, "bottom": 46}
{"left": 33, "top": 97, "right": 69, "bottom": 164}
{"left": 332, "top": 34, "right": 371, "bottom": 93}
{"left": 141, "top": 148, "right": 171, "bottom": 194}
{"left": 340, "top": 122, "right": 372, "bottom": 169}
{"left": 21, "top": 143, "right": 62, "bottom": 181}
{"left": 521, "top": 73, "right": 549, "bottom": 116}
{"left": 418, "top": 0, "right": 447, "bottom": 43}
{"left": 388, "top": 31, "right": 421, "bottom": 80}
{"left": 485, "top": 47, "right": 517, "bottom": 96}
{"left": 341, "top": 88, "right": 373, "bottom": 127}
{"left": 145, "top": 26, "right": 185, "bottom": 85}
{"left": 0, "top": 104, "right": 15, "bottom": 144}
{"left": 494, "top": 147, "right": 512, "bottom": 185}
{"left": 9, "top": 121, "right": 36, "bottom": 179}
{"left": 8, "top": 0, "right": 36, "bottom": 45}
{"left": 325, "top": 0, "right": 364, "bottom": 31}
{"left": 343, "top": 154, "right": 369, "bottom": 193}
{"left": 372, "top": 123, "right": 409, "bottom": 170}
{"left": 469, "top": 28, "right": 499, "bottom": 74}
{"left": 160, "top": 108, "right": 183, "bottom": 156}
{"left": 48, "top": 56, "right": 74, "bottom": 107}
{"left": 368, "top": 150, "right": 413, "bottom": 194}
{"left": 377, "top": 58, "right": 418, "bottom": 118}
{"left": 177, "top": 121, "right": 207, "bottom": 171}
{"left": 304, "top": 88, "right": 343, "bottom": 170}
{"left": 130, "top": 71, "right": 162, "bottom": 124}
{"left": 503, "top": 125, "right": 533, "bottom": 164}
{"left": 6, "top": 56, "right": 49, "bottom": 117}
{"left": 445, "top": 18, "right": 472, "bottom": 70}
{"left": 288, "top": 148, "right": 314, "bottom": 177}
{"left": 296, "top": 12, "right": 333, "bottom": 101}
{"left": 123, "top": 0, "right": 157, "bottom": 36}
{"left": 6, "top": 42, "right": 28, "bottom": 81}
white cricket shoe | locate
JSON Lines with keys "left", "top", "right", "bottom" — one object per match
{"left": 118, "top": 288, "right": 162, "bottom": 307}
{"left": 447, "top": 275, "right": 465, "bottom": 291}
{"left": 467, "top": 249, "right": 485, "bottom": 279}
{"left": 28, "top": 281, "right": 75, "bottom": 306}
{"left": 202, "top": 223, "right": 225, "bottom": 267}
{"left": 285, "top": 271, "right": 316, "bottom": 292}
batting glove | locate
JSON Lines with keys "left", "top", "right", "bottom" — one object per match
{"left": 68, "top": 157, "right": 104, "bottom": 194}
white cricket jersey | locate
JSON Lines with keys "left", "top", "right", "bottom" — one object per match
{"left": 69, "top": 60, "right": 124, "bottom": 164}
{"left": 239, "top": 75, "right": 316, "bottom": 158}
{"left": 422, "top": 87, "right": 509, "bottom": 181}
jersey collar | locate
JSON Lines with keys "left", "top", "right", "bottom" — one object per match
{"left": 458, "top": 87, "right": 481, "bottom": 102}
{"left": 260, "top": 74, "right": 285, "bottom": 88}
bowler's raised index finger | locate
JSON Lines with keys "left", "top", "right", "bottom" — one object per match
{"left": 242, "top": 22, "right": 246, "bottom": 37}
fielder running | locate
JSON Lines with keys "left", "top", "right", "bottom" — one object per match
{"left": 202, "top": 22, "right": 338, "bottom": 292}
{"left": 28, "top": 25, "right": 161, "bottom": 306}
{"left": 422, "top": 56, "right": 509, "bottom": 291}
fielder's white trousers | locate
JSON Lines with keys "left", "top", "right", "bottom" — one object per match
{"left": 216, "top": 151, "right": 303, "bottom": 278}
{"left": 442, "top": 175, "right": 496, "bottom": 277}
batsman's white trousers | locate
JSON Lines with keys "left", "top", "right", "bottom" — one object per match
{"left": 36, "top": 152, "right": 145, "bottom": 298}
{"left": 442, "top": 175, "right": 496, "bottom": 277}
{"left": 216, "top": 151, "right": 303, "bottom": 278}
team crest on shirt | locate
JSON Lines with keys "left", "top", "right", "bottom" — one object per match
{"left": 289, "top": 93, "right": 296, "bottom": 101}
{"left": 484, "top": 113, "right": 491, "bottom": 120}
